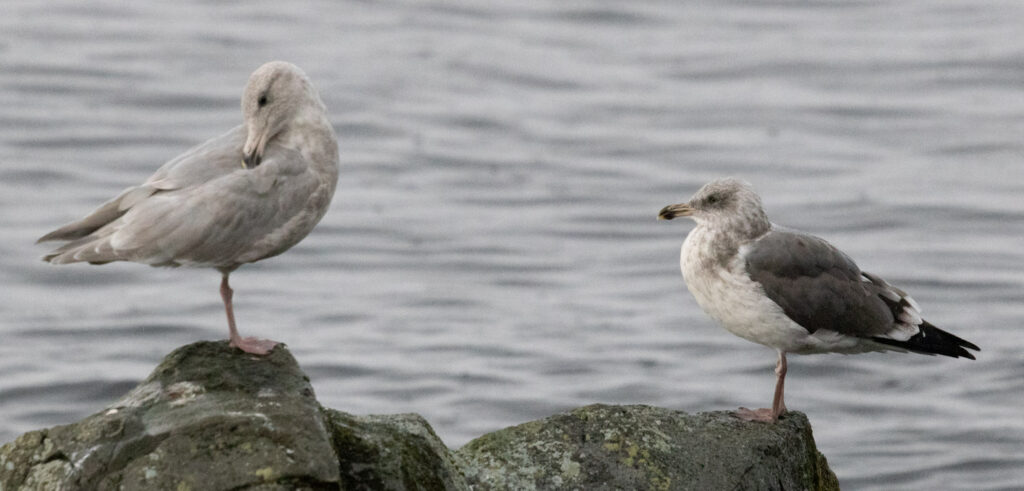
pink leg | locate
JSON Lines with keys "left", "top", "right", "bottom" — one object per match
{"left": 772, "top": 351, "right": 788, "bottom": 417}
{"left": 736, "top": 350, "right": 788, "bottom": 423}
{"left": 221, "top": 273, "right": 279, "bottom": 355}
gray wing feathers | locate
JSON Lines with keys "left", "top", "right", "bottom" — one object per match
{"left": 744, "top": 230, "right": 897, "bottom": 338}
{"left": 40, "top": 127, "right": 322, "bottom": 268}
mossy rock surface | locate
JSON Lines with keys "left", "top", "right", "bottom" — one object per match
{"left": 456, "top": 404, "right": 840, "bottom": 491}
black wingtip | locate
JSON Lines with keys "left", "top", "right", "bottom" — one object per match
{"left": 872, "top": 321, "right": 980, "bottom": 360}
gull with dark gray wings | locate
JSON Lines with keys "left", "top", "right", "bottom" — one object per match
{"left": 659, "top": 178, "right": 978, "bottom": 422}
{"left": 38, "top": 61, "right": 339, "bottom": 355}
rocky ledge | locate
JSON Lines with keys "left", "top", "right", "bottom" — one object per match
{"left": 0, "top": 342, "right": 838, "bottom": 490}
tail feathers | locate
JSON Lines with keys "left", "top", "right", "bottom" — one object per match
{"left": 873, "top": 321, "right": 979, "bottom": 360}
{"left": 42, "top": 229, "right": 120, "bottom": 265}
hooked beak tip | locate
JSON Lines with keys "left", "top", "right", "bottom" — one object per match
{"left": 658, "top": 203, "right": 692, "bottom": 221}
{"left": 243, "top": 151, "right": 261, "bottom": 169}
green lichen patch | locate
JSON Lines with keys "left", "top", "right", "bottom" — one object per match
{"left": 456, "top": 404, "right": 839, "bottom": 491}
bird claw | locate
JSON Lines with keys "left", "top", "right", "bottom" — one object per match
{"left": 734, "top": 407, "right": 782, "bottom": 423}
{"left": 229, "top": 336, "right": 280, "bottom": 355}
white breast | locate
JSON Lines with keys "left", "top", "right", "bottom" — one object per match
{"left": 680, "top": 226, "right": 811, "bottom": 352}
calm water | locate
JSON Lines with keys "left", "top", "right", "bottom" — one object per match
{"left": 1, "top": 1, "right": 1022, "bottom": 489}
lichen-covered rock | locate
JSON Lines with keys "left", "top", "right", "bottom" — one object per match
{"left": 1, "top": 342, "right": 839, "bottom": 491}
{"left": 455, "top": 404, "right": 839, "bottom": 491}
{"left": 0, "top": 342, "right": 464, "bottom": 491}
{"left": 324, "top": 410, "right": 468, "bottom": 490}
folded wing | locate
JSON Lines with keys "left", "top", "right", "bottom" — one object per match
{"left": 744, "top": 229, "right": 977, "bottom": 358}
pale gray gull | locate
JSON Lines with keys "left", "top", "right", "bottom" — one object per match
{"left": 659, "top": 178, "right": 978, "bottom": 422}
{"left": 37, "top": 61, "right": 339, "bottom": 355}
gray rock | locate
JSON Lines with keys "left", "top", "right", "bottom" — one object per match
{"left": 455, "top": 404, "right": 839, "bottom": 491}
{"left": 0, "top": 342, "right": 464, "bottom": 491}
{"left": 1, "top": 342, "right": 838, "bottom": 491}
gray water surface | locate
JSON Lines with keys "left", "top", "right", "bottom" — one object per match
{"left": 1, "top": 1, "right": 1023, "bottom": 489}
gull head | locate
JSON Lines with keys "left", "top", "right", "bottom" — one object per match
{"left": 659, "top": 178, "right": 770, "bottom": 232}
{"left": 240, "top": 61, "right": 321, "bottom": 169}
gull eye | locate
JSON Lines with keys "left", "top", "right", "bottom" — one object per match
{"left": 257, "top": 94, "right": 268, "bottom": 107}
{"left": 706, "top": 194, "right": 720, "bottom": 205}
